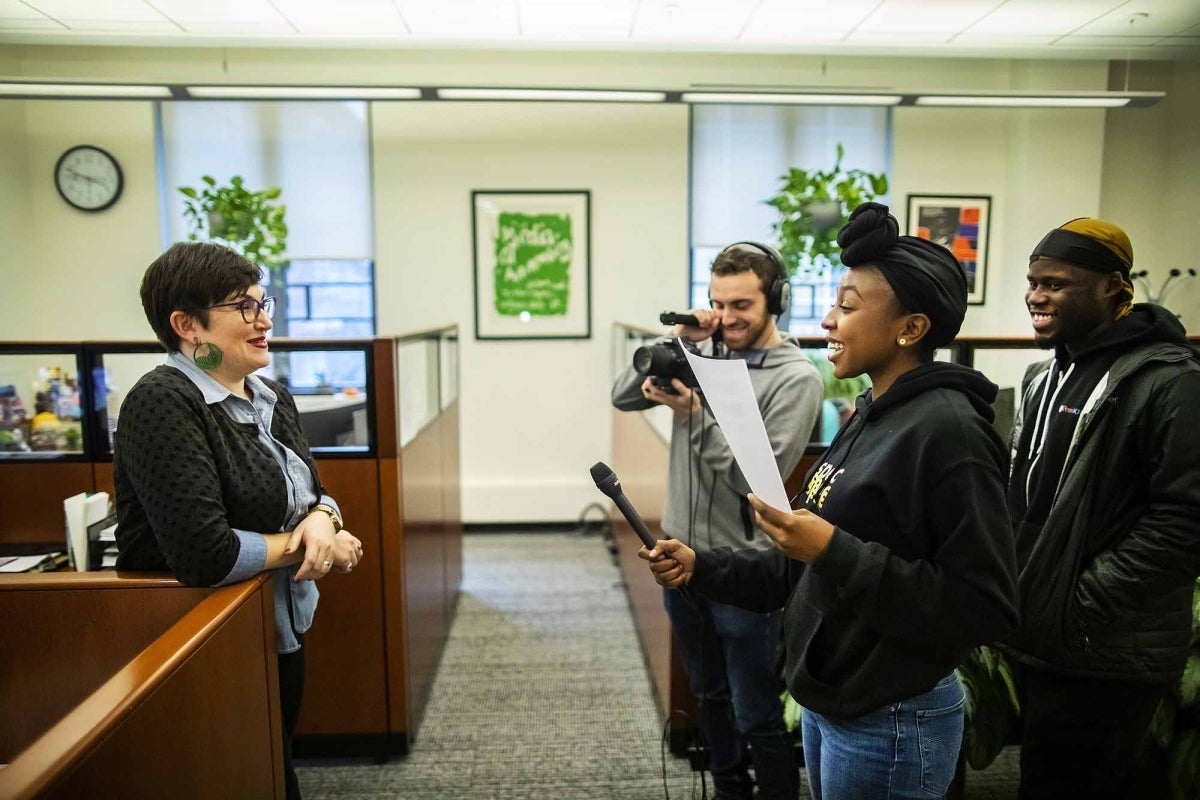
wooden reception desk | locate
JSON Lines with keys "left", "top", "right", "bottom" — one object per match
{"left": 0, "top": 571, "right": 283, "bottom": 800}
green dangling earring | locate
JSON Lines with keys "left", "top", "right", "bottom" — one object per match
{"left": 192, "top": 337, "right": 224, "bottom": 371}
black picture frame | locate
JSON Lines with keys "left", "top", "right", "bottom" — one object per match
{"left": 905, "top": 194, "right": 991, "bottom": 305}
{"left": 471, "top": 190, "right": 592, "bottom": 340}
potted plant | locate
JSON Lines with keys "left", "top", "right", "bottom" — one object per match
{"left": 764, "top": 144, "right": 889, "bottom": 278}
{"left": 952, "top": 584, "right": 1200, "bottom": 798}
{"left": 1148, "top": 578, "right": 1200, "bottom": 798}
{"left": 178, "top": 175, "right": 290, "bottom": 335}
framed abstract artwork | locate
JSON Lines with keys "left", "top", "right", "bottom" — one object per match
{"left": 471, "top": 190, "right": 592, "bottom": 340}
{"left": 905, "top": 194, "right": 991, "bottom": 305}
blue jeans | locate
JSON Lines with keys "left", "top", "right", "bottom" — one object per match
{"left": 802, "top": 673, "right": 964, "bottom": 800}
{"left": 664, "top": 589, "right": 797, "bottom": 799}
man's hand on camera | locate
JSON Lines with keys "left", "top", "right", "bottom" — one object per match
{"left": 641, "top": 377, "right": 700, "bottom": 418}
{"left": 673, "top": 309, "right": 720, "bottom": 342}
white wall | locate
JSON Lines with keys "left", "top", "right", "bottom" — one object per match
{"left": 1, "top": 101, "right": 160, "bottom": 340}
{"left": 1, "top": 46, "right": 1194, "bottom": 521}
{"left": 891, "top": 60, "right": 1111, "bottom": 338}
{"left": 372, "top": 102, "right": 688, "bottom": 521}
{"left": 1102, "top": 61, "right": 1200, "bottom": 329}
{"left": 0, "top": 100, "right": 26, "bottom": 288}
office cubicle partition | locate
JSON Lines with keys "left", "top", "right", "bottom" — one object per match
{"left": 0, "top": 329, "right": 463, "bottom": 762}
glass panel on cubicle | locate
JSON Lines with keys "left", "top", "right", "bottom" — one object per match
{"left": 0, "top": 349, "right": 86, "bottom": 459}
{"left": 397, "top": 337, "right": 439, "bottom": 447}
{"left": 439, "top": 331, "right": 458, "bottom": 410}
{"left": 91, "top": 350, "right": 171, "bottom": 454}
{"left": 263, "top": 347, "right": 373, "bottom": 454}
{"left": 90, "top": 341, "right": 375, "bottom": 457}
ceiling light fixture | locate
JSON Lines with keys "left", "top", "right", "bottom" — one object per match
{"left": 186, "top": 86, "right": 421, "bottom": 100}
{"left": 682, "top": 91, "right": 902, "bottom": 106}
{"left": 914, "top": 91, "right": 1162, "bottom": 108}
{"left": 437, "top": 88, "right": 666, "bottom": 102}
{"left": 0, "top": 80, "right": 1164, "bottom": 109}
{"left": 0, "top": 82, "right": 172, "bottom": 99}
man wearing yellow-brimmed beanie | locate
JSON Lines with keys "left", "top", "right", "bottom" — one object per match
{"left": 1002, "top": 218, "right": 1200, "bottom": 799}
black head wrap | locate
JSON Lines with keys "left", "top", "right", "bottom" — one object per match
{"left": 836, "top": 202, "right": 968, "bottom": 349}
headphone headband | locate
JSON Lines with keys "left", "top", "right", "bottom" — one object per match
{"left": 717, "top": 241, "right": 791, "bottom": 318}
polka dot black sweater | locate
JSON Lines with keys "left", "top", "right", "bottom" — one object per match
{"left": 113, "top": 365, "right": 326, "bottom": 587}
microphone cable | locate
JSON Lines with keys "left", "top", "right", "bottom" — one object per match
{"left": 670, "top": 392, "right": 709, "bottom": 800}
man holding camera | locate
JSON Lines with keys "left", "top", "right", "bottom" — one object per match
{"left": 612, "top": 242, "right": 822, "bottom": 800}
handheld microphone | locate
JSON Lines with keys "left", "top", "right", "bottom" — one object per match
{"left": 590, "top": 461, "right": 657, "bottom": 549}
{"left": 660, "top": 311, "right": 700, "bottom": 328}
{"left": 591, "top": 461, "right": 697, "bottom": 603}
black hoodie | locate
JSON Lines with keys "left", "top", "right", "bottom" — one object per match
{"left": 1011, "top": 304, "right": 1192, "bottom": 535}
{"left": 691, "top": 361, "right": 1019, "bottom": 718}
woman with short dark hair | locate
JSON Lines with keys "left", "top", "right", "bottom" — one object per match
{"left": 115, "top": 241, "right": 363, "bottom": 800}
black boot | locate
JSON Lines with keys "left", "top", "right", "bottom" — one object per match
{"left": 711, "top": 765, "right": 755, "bottom": 800}
{"left": 746, "top": 728, "right": 800, "bottom": 800}
{"left": 699, "top": 698, "right": 753, "bottom": 800}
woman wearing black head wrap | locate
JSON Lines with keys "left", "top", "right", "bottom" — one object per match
{"left": 642, "top": 202, "right": 1018, "bottom": 799}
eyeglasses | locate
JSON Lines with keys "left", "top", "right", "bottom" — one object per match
{"left": 205, "top": 296, "right": 276, "bottom": 324}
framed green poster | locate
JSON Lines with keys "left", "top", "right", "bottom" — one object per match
{"left": 471, "top": 190, "right": 591, "bottom": 340}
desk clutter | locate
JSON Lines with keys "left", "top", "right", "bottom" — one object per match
{"left": 0, "top": 491, "right": 116, "bottom": 573}
{"left": 64, "top": 491, "right": 118, "bottom": 571}
{"left": 0, "top": 491, "right": 117, "bottom": 573}
{"left": 0, "top": 550, "right": 68, "bottom": 573}
{"left": 0, "top": 365, "right": 84, "bottom": 456}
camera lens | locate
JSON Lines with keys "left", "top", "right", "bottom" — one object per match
{"left": 632, "top": 344, "right": 676, "bottom": 377}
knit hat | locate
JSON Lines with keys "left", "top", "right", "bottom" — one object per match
{"left": 837, "top": 202, "right": 968, "bottom": 349}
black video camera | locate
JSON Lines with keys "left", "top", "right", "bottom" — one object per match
{"left": 632, "top": 313, "right": 705, "bottom": 393}
{"left": 632, "top": 338, "right": 696, "bottom": 393}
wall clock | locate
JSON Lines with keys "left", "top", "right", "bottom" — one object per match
{"left": 54, "top": 144, "right": 124, "bottom": 212}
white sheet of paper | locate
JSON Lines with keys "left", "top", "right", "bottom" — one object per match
{"left": 681, "top": 345, "right": 791, "bottom": 512}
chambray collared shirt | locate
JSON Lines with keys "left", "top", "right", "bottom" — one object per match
{"left": 167, "top": 352, "right": 338, "bottom": 654}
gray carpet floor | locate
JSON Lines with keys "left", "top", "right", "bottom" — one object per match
{"left": 297, "top": 531, "right": 1019, "bottom": 799}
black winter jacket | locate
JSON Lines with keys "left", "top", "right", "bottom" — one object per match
{"left": 1002, "top": 305, "right": 1200, "bottom": 683}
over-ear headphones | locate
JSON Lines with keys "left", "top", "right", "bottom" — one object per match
{"left": 718, "top": 241, "right": 792, "bottom": 317}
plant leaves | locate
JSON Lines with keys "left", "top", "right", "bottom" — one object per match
{"left": 1179, "top": 652, "right": 1200, "bottom": 707}
{"left": 763, "top": 143, "right": 887, "bottom": 277}
{"left": 957, "top": 648, "right": 1017, "bottom": 770}
{"left": 1167, "top": 728, "right": 1200, "bottom": 800}
{"left": 1151, "top": 697, "right": 1177, "bottom": 749}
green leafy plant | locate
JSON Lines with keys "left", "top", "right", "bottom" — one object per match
{"left": 764, "top": 144, "right": 889, "bottom": 277}
{"left": 957, "top": 645, "right": 1021, "bottom": 770}
{"left": 61, "top": 425, "right": 82, "bottom": 452}
{"left": 1150, "top": 579, "right": 1200, "bottom": 799}
{"left": 178, "top": 175, "right": 288, "bottom": 276}
{"left": 956, "top": 581, "right": 1200, "bottom": 796}
{"left": 806, "top": 351, "right": 870, "bottom": 401}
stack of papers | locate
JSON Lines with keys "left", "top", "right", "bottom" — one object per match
{"left": 0, "top": 552, "right": 66, "bottom": 573}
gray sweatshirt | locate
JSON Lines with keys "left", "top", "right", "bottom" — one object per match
{"left": 612, "top": 336, "right": 823, "bottom": 551}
